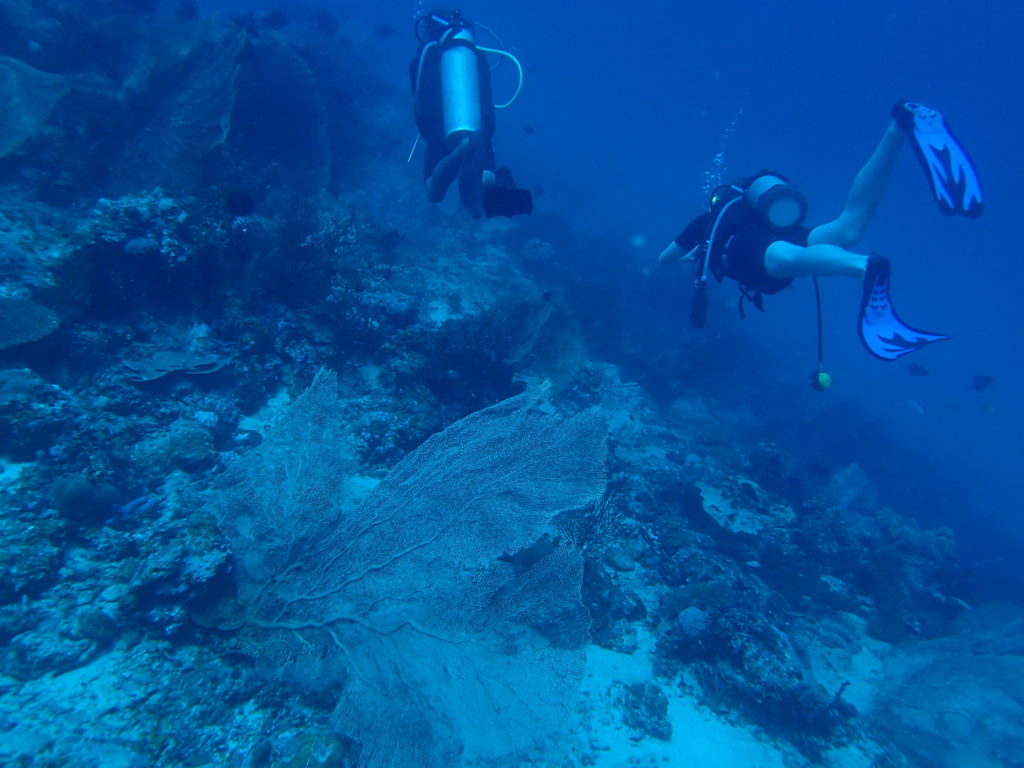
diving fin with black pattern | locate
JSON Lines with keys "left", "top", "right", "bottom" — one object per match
{"left": 859, "top": 255, "right": 949, "bottom": 360}
{"left": 893, "top": 102, "right": 983, "bottom": 217}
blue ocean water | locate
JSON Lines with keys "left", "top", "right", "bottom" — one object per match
{"left": 1, "top": 0, "right": 1022, "bottom": 765}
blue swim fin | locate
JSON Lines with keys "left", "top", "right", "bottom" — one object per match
{"left": 859, "top": 256, "right": 949, "bottom": 360}
{"left": 894, "top": 102, "right": 983, "bottom": 217}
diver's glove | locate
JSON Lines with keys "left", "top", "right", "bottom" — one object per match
{"left": 892, "top": 102, "right": 983, "bottom": 217}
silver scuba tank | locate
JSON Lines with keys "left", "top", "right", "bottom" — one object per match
{"left": 743, "top": 173, "right": 808, "bottom": 231}
{"left": 440, "top": 27, "right": 481, "bottom": 147}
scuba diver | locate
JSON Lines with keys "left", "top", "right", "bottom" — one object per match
{"left": 659, "top": 102, "right": 983, "bottom": 375}
{"left": 410, "top": 8, "right": 533, "bottom": 219}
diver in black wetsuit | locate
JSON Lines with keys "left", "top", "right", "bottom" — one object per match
{"left": 410, "top": 8, "right": 532, "bottom": 219}
{"left": 660, "top": 103, "right": 983, "bottom": 364}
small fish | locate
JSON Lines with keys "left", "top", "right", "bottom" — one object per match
{"left": 906, "top": 399, "right": 926, "bottom": 415}
{"left": 972, "top": 375, "right": 995, "bottom": 393}
{"left": 521, "top": 124, "right": 535, "bottom": 136}
{"left": 906, "top": 363, "right": 929, "bottom": 376}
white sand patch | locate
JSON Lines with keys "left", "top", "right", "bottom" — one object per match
{"left": 565, "top": 622, "right": 893, "bottom": 768}
{"left": 568, "top": 628, "right": 792, "bottom": 768}
{"left": 801, "top": 613, "right": 888, "bottom": 715}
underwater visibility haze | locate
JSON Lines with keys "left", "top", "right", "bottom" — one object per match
{"left": 0, "top": 0, "right": 1022, "bottom": 765}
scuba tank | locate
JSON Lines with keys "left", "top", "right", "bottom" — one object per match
{"left": 439, "top": 25, "right": 482, "bottom": 147}
{"left": 412, "top": 9, "right": 526, "bottom": 150}
{"left": 413, "top": 10, "right": 483, "bottom": 148}
{"left": 743, "top": 172, "right": 808, "bottom": 232}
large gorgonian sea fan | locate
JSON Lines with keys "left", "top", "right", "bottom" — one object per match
{"left": 209, "top": 373, "right": 608, "bottom": 766}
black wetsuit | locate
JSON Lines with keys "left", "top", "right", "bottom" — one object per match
{"left": 675, "top": 199, "right": 805, "bottom": 302}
